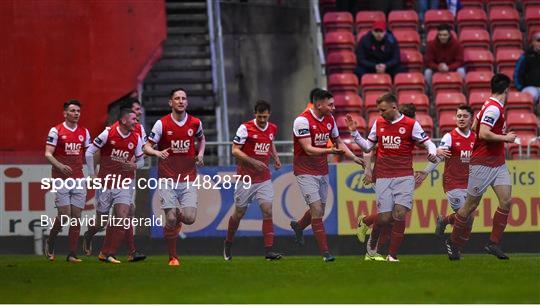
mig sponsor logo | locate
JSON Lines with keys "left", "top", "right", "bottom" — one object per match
{"left": 382, "top": 135, "right": 401, "bottom": 149}
{"left": 171, "top": 139, "right": 190, "bottom": 153}
{"left": 254, "top": 142, "right": 270, "bottom": 155}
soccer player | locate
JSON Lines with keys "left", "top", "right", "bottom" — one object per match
{"left": 85, "top": 108, "right": 145, "bottom": 263}
{"left": 44, "top": 99, "right": 91, "bottom": 262}
{"left": 290, "top": 89, "right": 364, "bottom": 262}
{"left": 345, "top": 93, "right": 438, "bottom": 261}
{"left": 445, "top": 74, "right": 517, "bottom": 260}
{"left": 143, "top": 88, "right": 206, "bottom": 266}
{"left": 414, "top": 105, "right": 475, "bottom": 239}
{"left": 223, "top": 100, "right": 283, "bottom": 261}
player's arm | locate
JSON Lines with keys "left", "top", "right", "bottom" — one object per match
{"left": 293, "top": 116, "right": 342, "bottom": 156}
{"left": 44, "top": 127, "right": 72, "bottom": 176}
{"left": 84, "top": 144, "right": 99, "bottom": 176}
{"left": 270, "top": 142, "right": 281, "bottom": 170}
{"left": 344, "top": 114, "right": 376, "bottom": 152}
{"left": 411, "top": 121, "right": 438, "bottom": 162}
{"left": 478, "top": 106, "right": 517, "bottom": 143}
{"left": 333, "top": 136, "right": 365, "bottom": 166}
{"left": 415, "top": 133, "right": 451, "bottom": 187}
{"left": 362, "top": 150, "right": 374, "bottom": 185}
{"left": 231, "top": 143, "right": 268, "bottom": 171}
{"left": 124, "top": 137, "right": 146, "bottom": 171}
{"left": 142, "top": 120, "right": 169, "bottom": 159}
{"left": 195, "top": 121, "right": 205, "bottom": 166}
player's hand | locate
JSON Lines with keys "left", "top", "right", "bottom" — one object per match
{"left": 123, "top": 160, "right": 137, "bottom": 172}
{"left": 329, "top": 146, "right": 345, "bottom": 155}
{"left": 274, "top": 158, "right": 282, "bottom": 170}
{"left": 437, "top": 147, "right": 451, "bottom": 159}
{"left": 414, "top": 170, "right": 427, "bottom": 189}
{"left": 195, "top": 155, "right": 204, "bottom": 167}
{"left": 344, "top": 114, "right": 358, "bottom": 132}
{"left": 353, "top": 156, "right": 365, "bottom": 167}
{"left": 252, "top": 159, "right": 269, "bottom": 172}
{"left": 58, "top": 164, "right": 73, "bottom": 176}
{"left": 362, "top": 171, "right": 373, "bottom": 185}
{"left": 504, "top": 131, "right": 517, "bottom": 143}
{"left": 156, "top": 148, "right": 170, "bottom": 160}
{"left": 427, "top": 153, "right": 438, "bottom": 163}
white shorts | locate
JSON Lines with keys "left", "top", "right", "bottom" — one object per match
{"left": 159, "top": 182, "right": 198, "bottom": 210}
{"left": 234, "top": 179, "right": 274, "bottom": 208}
{"left": 296, "top": 174, "right": 329, "bottom": 205}
{"left": 374, "top": 176, "right": 414, "bottom": 213}
{"left": 467, "top": 164, "right": 511, "bottom": 197}
{"left": 95, "top": 187, "right": 135, "bottom": 213}
{"left": 54, "top": 185, "right": 87, "bottom": 209}
{"left": 446, "top": 188, "right": 468, "bottom": 211}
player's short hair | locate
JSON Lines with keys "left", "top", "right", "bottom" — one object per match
{"left": 309, "top": 88, "right": 323, "bottom": 103}
{"left": 399, "top": 103, "right": 416, "bottom": 118}
{"left": 437, "top": 23, "right": 452, "bottom": 32}
{"left": 254, "top": 99, "right": 271, "bottom": 113}
{"left": 457, "top": 104, "right": 473, "bottom": 116}
{"left": 312, "top": 89, "right": 333, "bottom": 103}
{"left": 490, "top": 73, "right": 511, "bottom": 94}
{"left": 121, "top": 97, "right": 141, "bottom": 109}
{"left": 117, "top": 107, "right": 135, "bottom": 120}
{"left": 169, "top": 88, "right": 187, "bottom": 99}
{"left": 376, "top": 92, "right": 398, "bottom": 105}
{"left": 63, "top": 99, "right": 81, "bottom": 110}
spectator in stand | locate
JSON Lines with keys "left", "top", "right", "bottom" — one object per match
{"left": 424, "top": 24, "right": 465, "bottom": 88}
{"left": 355, "top": 21, "right": 405, "bottom": 79}
{"left": 514, "top": 32, "right": 540, "bottom": 105}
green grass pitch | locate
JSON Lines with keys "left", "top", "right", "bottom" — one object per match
{"left": 0, "top": 254, "right": 539, "bottom": 303}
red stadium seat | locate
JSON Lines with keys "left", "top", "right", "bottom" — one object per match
{"left": 398, "top": 92, "right": 429, "bottom": 114}
{"left": 360, "top": 73, "right": 392, "bottom": 97}
{"left": 435, "top": 92, "right": 467, "bottom": 116}
{"left": 438, "top": 110, "right": 457, "bottom": 136}
{"left": 356, "top": 29, "right": 371, "bottom": 43}
{"left": 333, "top": 93, "right": 363, "bottom": 111}
{"left": 393, "top": 29, "right": 420, "bottom": 50}
{"left": 506, "top": 91, "right": 535, "bottom": 112}
{"left": 523, "top": 0, "right": 540, "bottom": 11}
{"left": 432, "top": 72, "right": 464, "bottom": 97}
{"left": 424, "top": 9, "right": 455, "bottom": 32}
{"left": 324, "top": 31, "right": 355, "bottom": 54}
{"left": 508, "top": 132, "right": 540, "bottom": 159}
{"left": 496, "top": 48, "right": 523, "bottom": 79}
{"left": 465, "top": 71, "right": 494, "bottom": 94}
{"left": 486, "top": 0, "right": 516, "bottom": 11}
{"left": 400, "top": 49, "right": 423, "bottom": 72}
{"left": 323, "top": 12, "right": 354, "bottom": 33}
{"left": 328, "top": 73, "right": 359, "bottom": 94}
{"left": 525, "top": 6, "right": 540, "bottom": 31}
{"left": 355, "top": 11, "right": 386, "bottom": 33}
{"left": 335, "top": 112, "right": 366, "bottom": 135}
{"left": 456, "top": 8, "right": 488, "bottom": 32}
{"left": 394, "top": 72, "right": 425, "bottom": 95}
{"left": 460, "top": 0, "right": 484, "bottom": 9}
{"left": 388, "top": 10, "right": 419, "bottom": 31}
{"left": 459, "top": 29, "right": 491, "bottom": 51}
{"left": 492, "top": 28, "right": 523, "bottom": 53}
{"left": 489, "top": 7, "right": 520, "bottom": 32}
{"left": 416, "top": 113, "right": 434, "bottom": 137}
{"left": 506, "top": 109, "right": 538, "bottom": 134}
{"left": 464, "top": 49, "right": 494, "bottom": 71}
{"left": 364, "top": 91, "right": 388, "bottom": 115}
{"left": 326, "top": 50, "right": 357, "bottom": 74}
{"left": 468, "top": 90, "right": 491, "bottom": 112}
{"left": 367, "top": 111, "right": 379, "bottom": 127}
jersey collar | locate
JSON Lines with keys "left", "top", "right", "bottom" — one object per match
{"left": 171, "top": 113, "right": 189, "bottom": 127}
{"left": 253, "top": 119, "right": 269, "bottom": 132}
{"left": 63, "top": 122, "right": 77, "bottom": 132}
{"left": 309, "top": 108, "right": 325, "bottom": 122}
{"left": 454, "top": 127, "right": 471, "bottom": 138}
{"left": 489, "top": 96, "right": 504, "bottom": 107}
{"left": 389, "top": 114, "right": 405, "bottom": 124}
{"left": 116, "top": 126, "right": 131, "bottom": 139}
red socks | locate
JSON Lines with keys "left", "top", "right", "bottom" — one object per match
{"left": 226, "top": 216, "right": 240, "bottom": 243}
{"left": 450, "top": 213, "right": 471, "bottom": 249}
{"left": 68, "top": 222, "right": 80, "bottom": 254}
{"left": 164, "top": 225, "right": 178, "bottom": 259}
{"left": 311, "top": 218, "right": 329, "bottom": 254}
{"left": 297, "top": 210, "right": 312, "bottom": 230}
{"left": 378, "top": 225, "right": 391, "bottom": 248}
{"left": 388, "top": 218, "right": 406, "bottom": 257}
{"left": 125, "top": 223, "right": 136, "bottom": 255}
{"left": 443, "top": 213, "right": 456, "bottom": 225}
{"left": 262, "top": 218, "right": 274, "bottom": 251}
{"left": 490, "top": 207, "right": 509, "bottom": 245}
{"left": 369, "top": 223, "right": 381, "bottom": 250}
{"left": 48, "top": 216, "right": 62, "bottom": 240}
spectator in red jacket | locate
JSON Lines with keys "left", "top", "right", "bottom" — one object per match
{"left": 424, "top": 24, "right": 465, "bottom": 88}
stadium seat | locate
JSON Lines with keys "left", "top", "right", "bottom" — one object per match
{"left": 424, "top": 9, "right": 455, "bottom": 32}
{"left": 435, "top": 92, "right": 467, "bottom": 116}
{"left": 324, "top": 31, "right": 355, "bottom": 54}
{"left": 508, "top": 132, "right": 540, "bottom": 159}
{"left": 415, "top": 113, "right": 434, "bottom": 137}
{"left": 506, "top": 109, "right": 538, "bottom": 134}
{"left": 388, "top": 10, "right": 419, "bottom": 31}
{"left": 364, "top": 91, "right": 388, "bottom": 115}
{"left": 496, "top": 48, "right": 523, "bottom": 79}
{"left": 323, "top": 12, "right": 354, "bottom": 33}
{"left": 459, "top": 29, "right": 491, "bottom": 51}
{"left": 360, "top": 73, "right": 392, "bottom": 98}
{"left": 393, "top": 29, "right": 420, "bottom": 50}
{"left": 456, "top": 8, "right": 488, "bottom": 32}
{"left": 328, "top": 73, "right": 359, "bottom": 94}
{"left": 355, "top": 11, "right": 386, "bottom": 33}
{"left": 486, "top": 0, "right": 516, "bottom": 11}
{"left": 394, "top": 72, "right": 425, "bottom": 96}
{"left": 489, "top": 7, "right": 520, "bottom": 32}
{"left": 506, "top": 91, "right": 535, "bottom": 112}
{"left": 523, "top": 0, "right": 540, "bottom": 10}
{"left": 460, "top": 0, "right": 484, "bottom": 9}
{"left": 465, "top": 71, "right": 494, "bottom": 94}
{"left": 468, "top": 90, "right": 491, "bottom": 112}
{"left": 356, "top": 29, "right": 371, "bottom": 43}
{"left": 326, "top": 50, "right": 357, "bottom": 74}
{"left": 438, "top": 110, "right": 457, "bottom": 136}
{"left": 464, "top": 49, "right": 494, "bottom": 71}
{"left": 432, "top": 72, "right": 464, "bottom": 97}
{"left": 367, "top": 111, "right": 379, "bottom": 127}
{"left": 525, "top": 5, "right": 540, "bottom": 30}
{"left": 492, "top": 28, "right": 523, "bottom": 53}
{"left": 398, "top": 92, "right": 429, "bottom": 114}
{"left": 400, "top": 49, "right": 423, "bottom": 72}
{"left": 335, "top": 112, "right": 366, "bottom": 135}
{"left": 333, "top": 93, "right": 363, "bottom": 111}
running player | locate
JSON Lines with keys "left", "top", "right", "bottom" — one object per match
{"left": 223, "top": 100, "right": 283, "bottom": 261}
{"left": 290, "top": 89, "right": 364, "bottom": 262}
{"left": 44, "top": 99, "right": 91, "bottom": 262}
{"left": 143, "top": 88, "right": 206, "bottom": 266}
{"left": 414, "top": 105, "right": 475, "bottom": 239}
{"left": 345, "top": 93, "right": 438, "bottom": 261}
{"left": 85, "top": 108, "right": 145, "bottom": 263}
{"left": 445, "top": 74, "right": 517, "bottom": 260}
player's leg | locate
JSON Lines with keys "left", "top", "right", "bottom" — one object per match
{"left": 66, "top": 204, "right": 83, "bottom": 262}
{"left": 436, "top": 189, "right": 467, "bottom": 238}
{"left": 126, "top": 203, "right": 146, "bottom": 262}
{"left": 159, "top": 186, "right": 181, "bottom": 265}
{"left": 103, "top": 202, "right": 130, "bottom": 263}
{"left": 485, "top": 170, "right": 512, "bottom": 259}
{"left": 83, "top": 188, "right": 109, "bottom": 256}
{"left": 260, "top": 202, "right": 282, "bottom": 260}
{"left": 356, "top": 212, "right": 377, "bottom": 243}
{"left": 290, "top": 175, "right": 313, "bottom": 246}
{"left": 45, "top": 203, "right": 70, "bottom": 261}
{"left": 386, "top": 176, "right": 415, "bottom": 262}
{"left": 224, "top": 205, "right": 247, "bottom": 261}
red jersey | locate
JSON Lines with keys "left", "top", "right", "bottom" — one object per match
{"left": 369, "top": 115, "right": 429, "bottom": 178}
{"left": 471, "top": 97, "right": 506, "bottom": 167}
{"left": 46, "top": 123, "right": 90, "bottom": 179}
{"left": 110, "top": 121, "right": 146, "bottom": 141}
{"left": 293, "top": 109, "right": 339, "bottom": 176}
{"left": 93, "top": 125, "right": 143, "bottom": 183}
{"left": 147, "top": 113, "right": 203, "bottom": 181}
{"left": 233, "top": 119, "right": 278, "bottom": 183}
{"left": 440, "top": 128, "right": 476, "bottom": 192}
